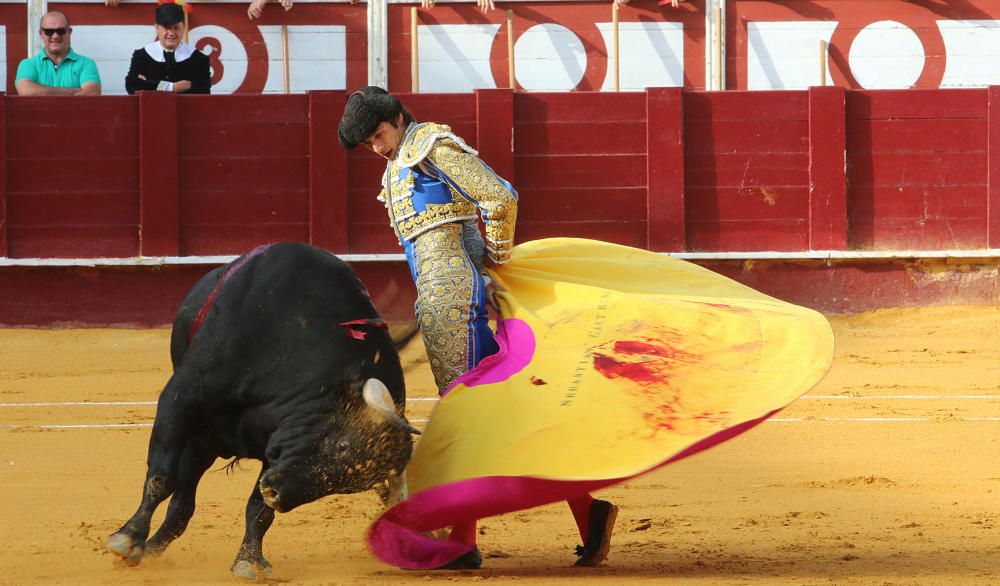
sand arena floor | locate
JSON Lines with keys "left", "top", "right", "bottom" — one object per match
{"left": 0, "top": 306, "right": 998, "bottom": 585}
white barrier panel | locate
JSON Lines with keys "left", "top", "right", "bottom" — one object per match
{"left": 747, "top": 21, "right": 837, "bottom": 90}
{"left": 188, "top": 25, "right": 248, "bottom": 94}
{"left": 849, "top": 20, "right": 924, "bottom": 89}
{"left": 515, "top": 23, "right": 586, "bottom": 91}
{"left": 938, "top": 20, "right": 1000, "bottom": 88}
{"left": 596, "top": 21, "right": 684, "bottom": 91}
{"left": 0, "top": 27, "right": 6, "bottom": 91}
{"left": 418, "top": 24, "right": 500, "bottom": 93}
{"left": 70, "top": 25, "right": 156, "bottom": 95}
{"left": 260, "top": 25, "right": 347, "bottom": 93}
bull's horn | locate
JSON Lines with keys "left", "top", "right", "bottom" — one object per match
{"left": 362, "top": 378, "right": 396, "bottom": 416}
{"left": 362, "top": 378, "right": 422, "bottom": 435}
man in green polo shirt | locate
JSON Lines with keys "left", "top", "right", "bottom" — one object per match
{"left": 15, "top": 11, "right": 101, "bottom": 96}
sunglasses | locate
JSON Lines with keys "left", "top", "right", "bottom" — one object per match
{"left": 41, "top": 27, "right": 70, "bottom": 37}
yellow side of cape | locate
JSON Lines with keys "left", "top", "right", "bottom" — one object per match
{"left": 407, "top": 238, "right": 834, "bottom": 492}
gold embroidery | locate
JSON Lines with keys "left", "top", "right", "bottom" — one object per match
{"left": 412, "top": 223, "right": 478, "bottom": 393}
{"left": 382, "top": 125, "right": 518, "bottom": 264}
{"left": 397, "top": 122, "right": 477, "bottom": 168}
{"left": 429, "top": 141, "right": 517, "bottom": 264}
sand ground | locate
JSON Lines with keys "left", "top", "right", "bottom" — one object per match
{"left": 0, "top": 306, "right": 997, "bottom": 585}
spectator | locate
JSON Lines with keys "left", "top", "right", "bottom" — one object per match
{"left": 15, "top": 12, "right": 101, "bottom": 96}
{"left": 418, "top": 0, "right": 494, "bottom": 11}
{"left": 125, "top": 2, "right": 211, "bottom": 95}
{"left": 247, "top": 0, "right": 294, "bottom": 20}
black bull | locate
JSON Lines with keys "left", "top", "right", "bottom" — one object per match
{"left": 107, "top": 243, "right": 418, "bottom": 579}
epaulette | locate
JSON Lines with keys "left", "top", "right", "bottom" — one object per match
{"left": 397, "top": 122, "right": 478, "bottom": 168}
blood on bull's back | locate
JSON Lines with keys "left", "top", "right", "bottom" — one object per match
{"left": 107, "top": 242, "right": 419, "bottom": 580}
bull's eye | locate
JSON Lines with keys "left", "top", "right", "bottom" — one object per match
{"left": 336, "top": 439, "right": 350, "bottom": 454}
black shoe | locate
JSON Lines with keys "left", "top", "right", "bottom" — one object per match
{"left": 574, "top": 499, "right": 618, "bottom": 567}
{"left": 435, "top": 548, "right": 483, "bottom": 570}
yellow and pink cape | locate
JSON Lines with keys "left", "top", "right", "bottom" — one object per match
{"left": 369, "top": 238, "right": 834, "bottom": 568}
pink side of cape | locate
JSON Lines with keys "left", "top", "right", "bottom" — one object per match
{"left": 367, "top": 317, "right": 779, "bottom": 569}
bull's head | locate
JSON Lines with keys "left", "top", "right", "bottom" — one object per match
{"left": 258, "top": 378, "right": 418, "bottom": 512}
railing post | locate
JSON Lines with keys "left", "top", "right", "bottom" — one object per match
{"left": 988, "top": 86, "right": 1000, "bottom": 248}
{"left": 0, "top": 93, "right": 6, "bottom": 257}
{"left": 646, "top": 87, "right": 685, "bottom": 252}
{"left": 308, "top": 90, "right": 349, "bottom": 252}
{"left": 0, "top": 92, "right": 10, "bottom": 257}
{"left": 474, "top": 88, "right": 515, "bottom": 184}
{"left": 139, "top": 91, "right": 179, "bottom": 257}
{"left": 808, "top": 85, "right": 847, "bottom": 250}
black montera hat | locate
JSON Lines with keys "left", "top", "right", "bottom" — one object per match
{"left": 338, "top": 86, "right": 405, "bottom": 149}
{"left": 156, "top": 3, "right": 185, "bottom": 27}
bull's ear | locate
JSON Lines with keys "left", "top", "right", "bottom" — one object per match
{"left": 362, "top": 378, "right": 396, "bottom": 416}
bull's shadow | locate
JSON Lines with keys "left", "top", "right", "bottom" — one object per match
{"left": 107, "top": 242, "right": 421, "bottom": 580}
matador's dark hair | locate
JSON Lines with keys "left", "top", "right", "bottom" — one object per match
{"left": 338, "top": 86, "right": 415, "bottom": 149}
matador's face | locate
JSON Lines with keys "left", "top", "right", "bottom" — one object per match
{"left": 362, "top": 114, "right": 405, "bottom": 161}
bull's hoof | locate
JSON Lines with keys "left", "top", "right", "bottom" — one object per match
{"left": 107, "top": 532, "right": 144, "bottom": 566}
{"left": 231, "top": 559, "right": 273, "bottom": 581}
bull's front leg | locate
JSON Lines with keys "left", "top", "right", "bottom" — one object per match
{"left": 231, "top": 467, "right": 276, "bottom": 580}
{"left": 108, "top": 380, "right": 197, "bottom": 565}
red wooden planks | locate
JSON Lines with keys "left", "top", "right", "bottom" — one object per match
{"left": 5, "top": 96, "right": 137, "bottom": 127}
{"left": 517, "top": 187, "right": 646, "bottom": 222}
{"left": 646, "top": 87, "right": 685, "bottom": 252}
{"left": 179, "top": 157, "right": 309, "bottom": 192}
{"left": 181, "top": 225, "right": 309, "bottom": 256}
{"left": 516, "top": 120, "right": 646, "bottom": 155}
{"left": 182, "top": 124, "right": 309, "bottom": 158}
{"left": 686, "top": 219, "right": 809, "bottom": 252}
{"left": 6, "top": 193, "right": 138, "bottom": 226}
{"left": 808, "top": 86, "right": 847, "bottom": 250}
{"left": 684, "top": 152, "right": 810, "bottom": 188}
{"left": 684, "top": 119, "right": 808, "bottom": 155}
{"left": 347, "top": 223, "right": 405, "bottom": 253}
{"left": 475, "top": 88, "right": 515, "bottom": 183}
{"left": 515, "top": 92, "right": 646, "bottom": 123}
{"left": 177, "top": 95, "right": 308, "bottom": 126}
{"left": 309, "top": 91, "right": 349, "bottom": 253}
{"left": 847, "top": 119, "right": 987, "bottom": 155}
{"left": 0, "top": 95, "right": 5, "bottom": 257}
{"left": 685, "top": 186, "right": 810, "bottom": 221}
{"left": 180, "top": 190, "right": 308, "bottom": 225}
{"left": 514, "top": 154, "right": 645, "bottom": 189}
{"left": 684, "top": 91, "right": 809, "bottom": 121}
{"left": 517, "top": 220, "right": 646, "bottom": 248}
{"left": 140, "top": 91, "right": 179, "bottom": 257}
{"left": 847, "top": 89, "right": 987, "bottom": 121}
{"left": 398, "top": 93, "right": 476, "bottom": 127}
{"left": 7, "top": 226, "right": 138, "bottom": 258}
{"left": 850, "top": 217, "right": 988, "bottom": 250}
{"left": 849, "top": 152, "right": 986, "bottom": 187}
{"left": 989, "top": 86, "right": 1000, "bottom": 248}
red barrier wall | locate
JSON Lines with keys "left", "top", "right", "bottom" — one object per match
{"left": 5, "top": 87, "right": 998, "bottom": 259}
{"left": 4, "top": 87, "right": 1000, "bottom": 325}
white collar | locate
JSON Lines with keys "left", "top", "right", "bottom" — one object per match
{"left": 143, "top": 41, "right": 196, "bottom": 63}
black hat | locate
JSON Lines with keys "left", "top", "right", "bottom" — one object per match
{"left": 155, "top": 3, "right": 185, "bottom": 27}
{"left": 338, "top": 86, "right": 405, "bottom": 149}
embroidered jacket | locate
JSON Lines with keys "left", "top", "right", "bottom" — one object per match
{"left": 380, "top": 122, "right": 518, "bottom": 264}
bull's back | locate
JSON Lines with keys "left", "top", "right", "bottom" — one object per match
{"left": 168, "top": 243, "right": 405, "bottom": 403}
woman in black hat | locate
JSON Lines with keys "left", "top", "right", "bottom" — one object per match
{"left": 125, "top": 2, "right": 211, "bottom": 94}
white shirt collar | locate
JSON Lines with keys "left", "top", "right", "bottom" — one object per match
{"left": 143, "top": 41, "right": 196, "bottom": 63}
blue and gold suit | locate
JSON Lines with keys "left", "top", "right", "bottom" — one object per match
{"left": 378, "top": 122, "right": 518, "bottom": 393}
